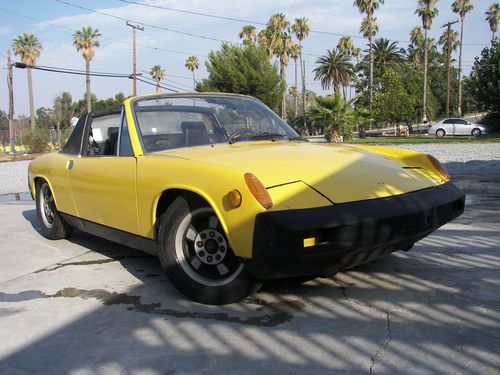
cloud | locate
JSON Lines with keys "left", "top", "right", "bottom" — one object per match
{"left": 0, "top": 25, "right": 12, "bottom": 36}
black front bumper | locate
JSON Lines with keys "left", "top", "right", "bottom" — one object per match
{"left": 244, "top": 182, "right": 465, "bottom": 280}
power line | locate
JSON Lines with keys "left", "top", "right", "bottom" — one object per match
{"left": 13, "top": 62, "right": 132, "bottom": 78}
{"left": 135, "top": 76, "right": 179, "bottom": 92}
{"left": 113, "top": 0, "right": 489, "bottom": 46}
{"left": 0, "top": 6, "right": 208, "bottom": 59}
{"left": 54, "top": 0, "right": 236, "bottom": 44}
{"left": 139, "top": 74, "right": 192, "bottom": 92}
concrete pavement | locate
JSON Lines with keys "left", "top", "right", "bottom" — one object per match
{"left": 0, "top": 175, "right": 499, "bottom": 375}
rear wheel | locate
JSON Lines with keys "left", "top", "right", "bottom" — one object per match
{"left": 158, "top": 196, "right": 261, "bottom": 304}
{"left": 35, "top": 180, "right": 72, "bottom": 240}
{"left": 436, "top": 129, "right": 446, "bottom": 137}
{"left": 471, "top": 128, "right": 481, "bottom": 136}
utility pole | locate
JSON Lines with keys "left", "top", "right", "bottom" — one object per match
{"left": 442, "top": 20, "right": 459, "bottom": 117}
{"left": 126, "top": 21, "right": 144, "bottom": 96}
{"left": 7, "top": 50, "right": 15, "bottom": 159}
{"left": 302, "top": 59, "right": 307, "bottom": 134}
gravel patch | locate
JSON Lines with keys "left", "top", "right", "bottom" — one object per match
{"left": 0, "top": 143, "right": 498, "bottom": 194}
{"left": 386, "top": 143, "right": 500, "bottom": 176}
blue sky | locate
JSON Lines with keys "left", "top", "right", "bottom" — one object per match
{"left": 0, "top": 0, "right": 495, "bottom": 116}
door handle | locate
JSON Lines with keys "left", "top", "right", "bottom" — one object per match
{"left": 67, "top": 160, "right": 74, "bottom": 170}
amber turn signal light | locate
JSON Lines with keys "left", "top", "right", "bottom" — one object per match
{"left": 244, "top": 173, "right": 273, "bottom": 209}
{"left": 228, "top": 189, "right": 242, "bottom": 208}
{"left": 427, "top": 154, "right": 450, "bottom": 181}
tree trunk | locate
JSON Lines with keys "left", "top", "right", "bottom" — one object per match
{"left": 359, "top": 125, "right": 366, "bottom": 138}
{"left": 192, "top": 71, "right": 196, "bottom": 91}
{"left": 86, "top": 59, "right": 91, "bottom": 113}
{"left": 422, "top": 29, "right": 428, "bottom": 123}
{"left": 27, "top": 68, "right": 36, "bottom": 130}
{"left": 156, "top": 81, "right": 160, "bottom": 93}
{"left": 280, "top": 60, "right": 287, "bottom": 121}
{"left": 57, "top": 121, "right": 61, "bottom": 149}
{"left": 457, "top": 16, "right": 464, "bottom": 117}
{"left": 331, "top": 125, "right": 341, "bottom": 144}
{"left": 294, "top": 59, "right": 298, "bottom": 116}
{"left": 300, "top": 44, "right": 308, "bottom": 135}
{"left": 446, "top": 32, "right": 451, "bottom": 117}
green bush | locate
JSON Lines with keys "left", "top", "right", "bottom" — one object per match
{"left": 23, "top": 129, "right": 50, "bottom": 153}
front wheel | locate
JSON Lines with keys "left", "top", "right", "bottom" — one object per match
{"left": 158, "top": 196, "right": 261, "bottom": 304}
{"left": 35, "top": 180, "right": 72, "bottom": 240}
{"left": 471, "top": 128, "right": 481, "bottom": 137}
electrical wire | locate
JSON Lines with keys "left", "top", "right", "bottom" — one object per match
{"left": 113, "top": 0, "right": 489, "bottom": 46}
{"left": 54, "top": 0, "right": 236, "bottom": 44}
{"left": 135, "top": 76, "right": 179, "bottom": 92}
{"left": 0, "top": 6, "right": 208, "bottom": 59}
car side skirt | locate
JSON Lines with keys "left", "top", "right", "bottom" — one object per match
{"left": 60, "top": 213, "right": 159, "bottom": 256}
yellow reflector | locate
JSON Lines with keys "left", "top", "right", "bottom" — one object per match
{"left": 228, "top": 189, "right": 242, "bottom": 208}
{"left": 303, "top": 237, "right": 316, "bottom": 247}
{"left": 244, "top": 173, "right": 273, "bottom": 209}
{"left": 427, "top": 154, "right": 450, "bottom": 181}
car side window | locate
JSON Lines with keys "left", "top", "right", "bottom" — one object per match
{"left": 443, "top": 119, "right": 453, "bottom": 124}
{"left": 85, "top": 114, "right": 121, "bottom": 156}
{"left": 458, "top": 119, "right": 468, "bottom": 125}
{"left": 119, "top": 116, "right": 134, "bottom": 156}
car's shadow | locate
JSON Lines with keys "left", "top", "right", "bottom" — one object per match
{"left": 21, "top": 207, "right": 390, "bottom": 298}
{"left": 12, "top": 206, "right": 500, "bottom": 374}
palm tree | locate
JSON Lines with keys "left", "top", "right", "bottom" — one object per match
{"left": 238, "top": 25, "right": 257, "bottom": 43}
{"left": 313, "top": 49, "right": 354, "bottom": 97}
{"left": 438, "top": 28, "right": 459, "bottom": 54}
{"left": 354, "top": 0, "right": 385, "bottom": 110}
{"left": 149, "top": 65, "right": 165, "bottom": 93}
{"left": 410, "top": 26, "right": 425, "bottom": 47}
{"left": 452, "top": 0, "right": 474, "bottom": 116}
{"left": 12, "top": 33, "right": 42, "bottom": 130}
{"left": 258, "top": 29, "right": 275, "bottom": 60}
{"left": 486, "top": 3, "right": 500, "bottom": 42}
{"left": 415, "top": 0, "right": 439, "bottom": 123}
{"left": 264, "top": 13, "right": 292, "bottom": 119}
{"left": 73, "top": 27, "right": 101, "bottom": 113}
{"left": 408, "top": 26, "right": 425, "bottom": 67}
{"left": 368, "top": 38, "right": 404, "bottom": 73}
{"left": 337, "top": 36, "right": 356, "bottom": 56}
{"left": 289, "top": 86, "right": 299, "bottom": 116}
{"left": 307, "top": 93, "right": 356, "bottom": 143}
{"left": 185, "top": 56, "right": 199, "bottom": 91}
{"left": 291, "top": 17, "right": 310, "bottom": 130}
{"left": 439, "top": 28, "right": 459, "bottom": 116}
{"left": 289, "top": 44, "right": 301, "bottom": 115}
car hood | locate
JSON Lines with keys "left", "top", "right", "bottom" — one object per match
{"left": 151, "top": 141, "right": 441, "bottom": 203}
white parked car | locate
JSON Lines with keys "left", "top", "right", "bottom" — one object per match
{"left": 428, "top": 118, "right": 487, "bottom": 137}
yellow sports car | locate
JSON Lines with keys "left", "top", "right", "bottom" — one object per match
{"left": 29, "top": 93, "right": 465, "bottom": 304}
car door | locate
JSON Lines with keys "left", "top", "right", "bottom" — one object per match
{"left": 456, "top": 119, "right": 469, "bottom": 134}
{"left": 441, "top": 119, "right": 455, "bottom": 135}
{"left": 67, "top": 107, "right": 139, "bottom": 234}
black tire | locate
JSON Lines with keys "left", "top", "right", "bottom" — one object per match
{"left": 35, "top": 180, "right": 73, "bottom": 240}
{"left": 471, "top": 128, "right": 481, "bottom": 137}
{"left": 436, "top": 129, "right": 446, "bottom": 137}
{"left": 157, "top": 196, "right": 261, "bottom": 305}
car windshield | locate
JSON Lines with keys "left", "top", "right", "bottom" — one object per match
{"left": 132, "top": 95, "right": 300, "bottom": 153}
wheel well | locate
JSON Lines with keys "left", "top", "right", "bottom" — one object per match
{"left": 155, "top": 189, "right": 209, "bottom": 220}
{"left": 33, "top": 177, "right": 46, "bottom": 192}
{"left": 436, "top": 128, "right": 445, "bottom": 134}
